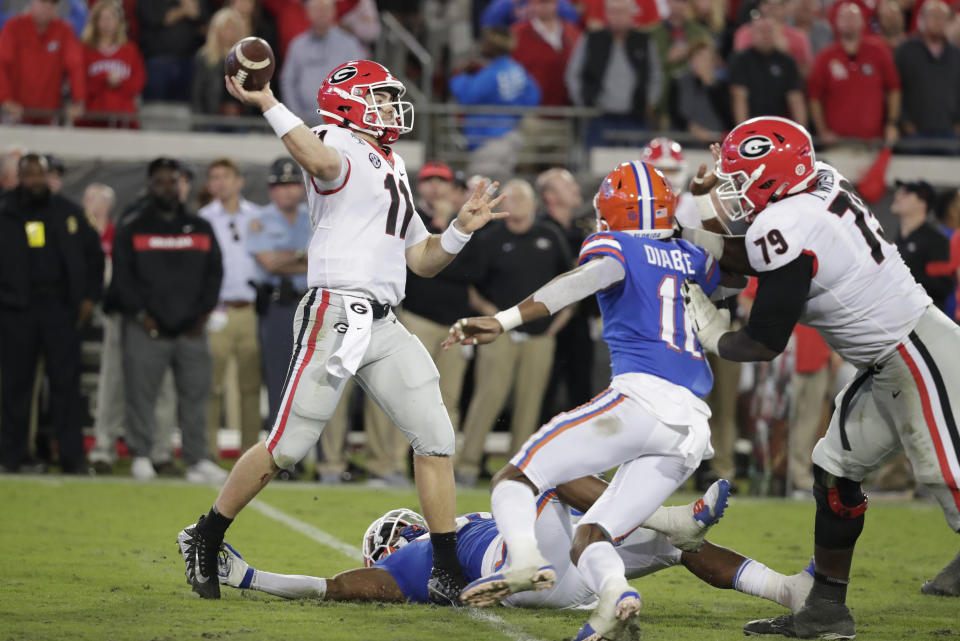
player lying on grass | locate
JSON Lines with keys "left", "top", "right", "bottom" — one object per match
{"left": 216, "top": 475, "right": 813, "bottom": 611}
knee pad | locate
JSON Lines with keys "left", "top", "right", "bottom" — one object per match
{"left": 813, "top": 465, "right": 867, "bottom": 549}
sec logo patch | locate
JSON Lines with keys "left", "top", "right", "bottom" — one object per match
{"left": 369, "top": 153, "right": 381, "bottom": 168}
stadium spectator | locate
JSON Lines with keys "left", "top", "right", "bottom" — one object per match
{"left": 534, "top": 167, "right": 597, "bottom": 419}
{"left": 192, "top": 8, "right": 251, "bottom": 117}
{"left": 0, "top": 154, "right": 103, "bottom": 474}
{"left": 650, "top": 0, "right": 712, "bottom": 101}
{"left": 337, "top": 0, "right": 380, "bottom": 50}
{"left": 787, "top": 325, "right": 832, "bottom": 497}
{"left": 227, "top": 0, "right": 278, "bottom": 53}
{"left": 807, "top": 2, "right": 901, "bottom": 145}
{"left": 198, "top": 158, "right": 262, "bottom": 454}
{"left": 448, "top": 27, "right": 541, "bottom": 178}
{"left": 86, "top": 182, "right": 179, "bottom": 475}
{"left": 0, "top": 144, "right": 24, "bottom": 191}
{"left": 455, "top": 179, "right": 573, "bottom": 487}
{"left": 927, "top": 188, "right": 960, "bottom": 321}
{"left": 279, "top": 0, "right": 365, "bottom": 122}
{"left": 891, "top": 179, "right": 954, "bottom": 311}
{"left": 138, "top": 0, "right": 208, "bottom": 102}
{"left": 581, "top": 0, "right": 662, "bottom": 29}
{"left": 0, "top": 0, "right": 85, "bottom": 124}
{"left": 877, "top": 0, "right": 907, "bottom": 50}
{"left": 44, "top": 154, "right": 64, "bottom": 194}
{"left": 79, "top": 0, "right": 145, "bottom": 126}
{"left": 511, "top": 0, "right": 581, "bottom": 107}
{"left": 733, "top": 0, "right": 814, "bottom": 73}
{"left": 245, "top": 157, "right": 310, "bottom": 430}
{"left": 109, "top": 158, "right": 223, "bottom": 482}
{"left": 895, "top": 0, "right": 960, "bottom": 138}
{"left": 565, "top": 0, "right": 663, "bottom": 144}
{"left": 729, "top": 13, "right": 807, "bottom": 126}
{"left": 675, "top": 39, "right": 732, "bottom": 141}
{"left": 482, "top": 0, "right": 580, "bottom": 28}
{"left": 260, "top": 0, "right": 306, "bottom": 58}
{"left": 689, "top": 0, "right": 727, "bottom": 46}
{"left": 0, "top": 0, "right": 89, "bottom": 36}
{"left": 791, "top": 0, "right": 834, "bottom": 54}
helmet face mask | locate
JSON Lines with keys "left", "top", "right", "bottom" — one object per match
{"left": 318, "top": 61, "right": 414, "bottom": 145}
{"left": 361, "top": 508, "right": 427, "bottom": 567}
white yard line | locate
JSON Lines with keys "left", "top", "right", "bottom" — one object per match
{"left": 249, "top": 497, "right": 543, "bottom": 641}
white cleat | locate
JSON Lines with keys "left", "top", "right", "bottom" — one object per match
{"left": 460, "top": 557, "right": 556, "bottom": 607}
{"left": 573, "top": 579, "right": 642, "bottom": 641}
{"left": 218, "top": 542, "right": 255, "bottom": 589}
{"left": 186, "top": 459, "right": 228, "bottom": 484}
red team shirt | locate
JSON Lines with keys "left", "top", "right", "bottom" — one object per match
{"left": 82, "top": 42, "right": 146, "bottom": 115}
{"left": 0, "top": 14, "right": 85, "bottom": 113}
{"left": 807, "top": 35, "right": 900, "bottom": 139}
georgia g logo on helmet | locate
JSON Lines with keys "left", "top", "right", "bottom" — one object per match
{"left": 328, "top": 65, "right": 358, "bottom": 84}
{"left": 739, "top": 135, "right": 773, "bottom": 159}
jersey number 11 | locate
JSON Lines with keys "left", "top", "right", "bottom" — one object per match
{"left": 659, "top": 275, "right": 703, "bottom": 359}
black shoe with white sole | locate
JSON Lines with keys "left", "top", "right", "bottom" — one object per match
{"left": 427, "top": 566, "right": 466, "bottom": 606}
{"left": 744, "top": 600, "right": 855, "bottom": 639}
{"left": 176, "top": 515, "right": 222, "bottom": 599}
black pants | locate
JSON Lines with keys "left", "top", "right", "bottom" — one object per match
{"left": 540, "top": 311, "right": 596, "bottom": 424}
{"left": 0, "top": 300, "right": 83, "bottom": 470}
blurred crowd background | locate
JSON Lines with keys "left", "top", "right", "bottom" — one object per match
{"left": 1, "top": 0, "right": 959, "bottom": 499}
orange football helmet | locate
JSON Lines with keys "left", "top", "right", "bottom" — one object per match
{"left": 593, "top": 160, "right": 677, "bottom": 239}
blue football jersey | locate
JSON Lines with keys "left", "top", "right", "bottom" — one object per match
{"left": 578, "top": 231, "right": 720, "bottom": 397}
{"left": 373, "top": 514, "right": 499, "bottom": 604}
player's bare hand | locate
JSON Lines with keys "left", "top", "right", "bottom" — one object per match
{"left": 453, "top": 179, "right": 509, "bottom": 234}
{"left": 689, "top": 162, "right": 718, "bottom": 197}
{"left": 443, "top": 316, "right": 504, "bottom": 348}
{"left": 225, "top": 75, "right": 278, "bottom": 112}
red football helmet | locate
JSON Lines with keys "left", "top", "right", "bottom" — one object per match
{"left": 317, "top": 60, "right": 413, "bottom": 145}
{"left": 715, "top": 116, "right": 816, "bottom": 221}
{"left": 641, "top": 137, "right": 688, "bottom": 193}
{"left": 593, "top": 160, "right": 677, "bottom": 239}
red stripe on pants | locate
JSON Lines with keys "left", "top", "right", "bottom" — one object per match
{"left": 897, "top": 344, "right": 960, "bottom": 513}
{"left": 268, "top": 290, "right": 331, "bottom": 453}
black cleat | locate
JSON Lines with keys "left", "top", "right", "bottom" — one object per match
{"left": 176, "top": 515, "right": 222, "bottom": 599}
{"left": 744, "top": 601, "right": 855, "bottom": 639}
{"left": 427, "top": 566, "right": 467, "bottom": 606}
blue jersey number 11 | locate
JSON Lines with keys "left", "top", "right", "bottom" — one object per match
{"left": 658, "top": 275, "right": 703, "bottom": 359}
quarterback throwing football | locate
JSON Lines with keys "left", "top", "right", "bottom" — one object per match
{"left": 682, "top": 116, "right": 960, "bottom": 639}
{"left": 177, "top": 60, "right": 507, "bottom": 605}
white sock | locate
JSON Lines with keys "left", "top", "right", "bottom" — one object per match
{"left": 577, "top": 540, "right": 628, "bottom": 595}
{"left": 251, "top": 570, "right": 327, "bottom": 600}
{"left": 641, "top": 504, "right": 693, "bottom": 533}
{"left": 734, "top": 559, "right": 788, "bottom": 606}
{"left": 491, "top": 480, "right": 541, "bottom": 567}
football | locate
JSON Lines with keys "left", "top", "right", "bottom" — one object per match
{"left": 224, "top": 36, "right": 276, "bottom": 91}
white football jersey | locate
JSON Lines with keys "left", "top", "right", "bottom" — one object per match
{"left": 302, "top": 125, "right": 429, "bottom": 306}
{"left": 745, "top": 162, "right": 930, "bottom": 369}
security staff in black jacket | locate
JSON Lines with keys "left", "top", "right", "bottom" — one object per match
{"left": 0, "top": 154, "right": 104, "bottom": 473}
{"left": 108, "top": 158, "right": 225, "bottom": 481}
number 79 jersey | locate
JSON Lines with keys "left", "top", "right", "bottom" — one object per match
{"left": 302, "top": 125, "right": 430, "bottom": 306}
{"left": 745, "top": 162, "right": 930, "bottom": 369}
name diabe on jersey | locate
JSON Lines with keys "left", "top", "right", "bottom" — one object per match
{"left": 643, "top": 244, "right": 698, "bottom": 275}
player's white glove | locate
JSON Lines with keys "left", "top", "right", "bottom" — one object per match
{"left": 681, "top": 280, "right": 731, "bottom": 355}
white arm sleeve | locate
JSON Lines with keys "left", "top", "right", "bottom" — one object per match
{"left": 531, "top": 256, "right": 625, "bottom": 314}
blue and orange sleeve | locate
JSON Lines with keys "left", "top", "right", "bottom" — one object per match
{"left": 578, "top": 233, "right": 626, "bottom": 268}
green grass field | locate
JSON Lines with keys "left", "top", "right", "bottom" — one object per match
{"left": 1, "top": 475, "right": 957, "bottom": 641}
